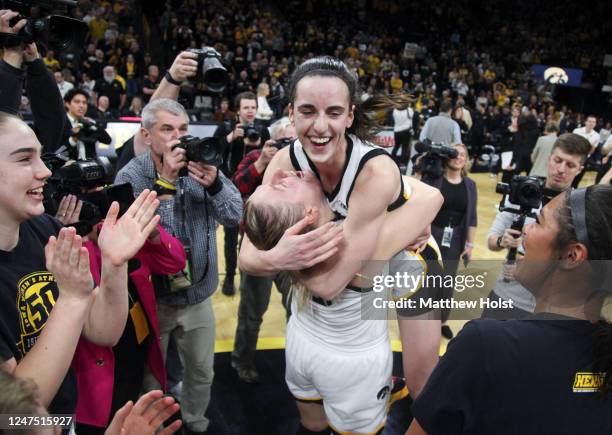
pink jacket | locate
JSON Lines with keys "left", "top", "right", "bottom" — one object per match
{"left": 72, "top": 227, "right": 186, "bottom": 427}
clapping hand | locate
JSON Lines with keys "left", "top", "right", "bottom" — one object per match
{"left": 45, "top": 227, "right": 94, "bottom": 303}
{"left": 105, "top": 390, "right": 181, "bottom": 435}
{"left": 97, "top": 190, "right": 160, "bottom": 267}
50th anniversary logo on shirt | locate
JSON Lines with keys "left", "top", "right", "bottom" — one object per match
{"left": 16, "top": 271, "right": 58, "bottom": 356}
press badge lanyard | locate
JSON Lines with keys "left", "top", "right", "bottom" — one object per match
{"left": 441, "top": 216, "right": 454, "bottom": 249}
{"left": 177, "top": 178, "right": 210, "bottom": 282}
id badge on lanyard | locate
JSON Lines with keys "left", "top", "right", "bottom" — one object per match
{"left": 441, "top": 225, "right": 453, "bottom": 248}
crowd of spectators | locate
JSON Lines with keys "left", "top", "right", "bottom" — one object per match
{"left": 19, "top": 0, "right": 609, "bottom": 158}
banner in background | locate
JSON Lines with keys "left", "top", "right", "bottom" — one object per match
{"left": 532, "top": 64, "right": 583, "bottom": 87}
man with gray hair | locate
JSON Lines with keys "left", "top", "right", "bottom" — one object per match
{"left": 116, "top": 98, "right": 243, "bottom": 434}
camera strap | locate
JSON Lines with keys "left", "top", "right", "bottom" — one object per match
{"left": 176, "top": 178, "right": 210, "bottom": 283}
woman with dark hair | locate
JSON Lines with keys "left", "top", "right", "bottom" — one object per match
{"left": 407, "top": 184, "right": 612, "bottom": 435}
{"left": 239, "top": 56, "right": 443, "bottom": 434}
{"left": 239, "top": 55, "right": 441, "bottom": 296}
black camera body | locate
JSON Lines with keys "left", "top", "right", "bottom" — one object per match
{"left": 273, "top": 138, "right": 293, "bottom": 150}
{"left": 414, "top": 140, "right": 459, "bottom": 183}
{"left": 74, "top": 118, "right": 112, "bottom": 144}
{"left": 173, "top": 135, "right": 223, "bottom": 168}
{"left": 242, "top": 123, "right": 261, "bottom": 142}
{"left": 1, "top": 0, "right": 88, "bottom": 52}
{"left": 495, "top": 175, "right": 543, "bottom": 267}
{"left": 187, "top": 47, "right": 229, "bottom": 92}
{"left": 496, "top": 175, "right": 543, "bottom": 211}
{"left": 41, "top": 149, "right": 134, "bottom": 235}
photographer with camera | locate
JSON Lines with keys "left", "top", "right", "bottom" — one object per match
{"left": 483, "top": 133, "right": 591, "bottom": 319}
{"left": 115, "top": 98, "right": 242, "bottom": 435}
{"left": 62, "top": 88, "right": 111, "bottom": 160}
{"left": 216, "top": 91, "right": 270, "bottom": 296}
{"left": 0, "top": 9, "right": 66, "bottom": 152}
{"left": 423, "top": 143, "right": 478, "bottom": 339}
{"left": 230, "top": 117, "right": 294, "bottom": 383}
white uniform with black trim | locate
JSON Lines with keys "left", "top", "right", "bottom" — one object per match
{"left": 286, "top": 135, "right": 427, "bottom": 434}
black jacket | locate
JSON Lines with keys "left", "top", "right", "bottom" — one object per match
{"left": 0, "top": 58, "right": 65, "bottom": 151}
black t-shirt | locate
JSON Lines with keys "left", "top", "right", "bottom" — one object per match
{"left": 142, "top": 78, "right": 160, "bottom": 103}
{"left": 412, "top": 314, "right": 612, "bottom": 435}
{"left": 94, "top": 79, "right": 125, "bottom": 110}
{"left": 433, "top": 178, "right": 467, "bottom": 228}
{"left": 0, "top": 215, "right": 77, "bottom": 414}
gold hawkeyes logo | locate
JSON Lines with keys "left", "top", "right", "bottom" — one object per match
{"left": 543, "top": 67, "right": 569, "bottom": 85}
{"left": 16, "top": 271, "right": 58, "bottom": 356}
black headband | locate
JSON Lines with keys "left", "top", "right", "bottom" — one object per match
{"left": 569, "top": 188, "right": 590, "bottom": 253}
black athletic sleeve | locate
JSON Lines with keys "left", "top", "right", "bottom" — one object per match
{"left": 25, "top": 58, "right": 66, "bottom": 152}
{"left": 0, "top": 59, "right": 24, "bottom": 115}
{"left": 411, "top": 320, "right": 487, "bottom": 434}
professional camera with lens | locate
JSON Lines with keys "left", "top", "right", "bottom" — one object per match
{"left": 74, "top": 118, "right": 112, "bottom": 144}
{"left": 413, "top": 140, "right": 458, "bottom": 183}
{"left": 273, "top": 138, "right": 293, "bottom": 150}
{"left": 41, "top": 149, "right": 134, "bottom": 235}
{"left": 495, "top": 174, "right": 544, "bottom": 273}
{"left": 496, "top": 175, "right": 543, "bottom": 211}
{"left": 172, "top": 135, "right": 223, "bottom": 167}
{"left": 187, "top": 46, "right": 229, "bottom": 92}
{"left": 0, "top": 0, "right": 88, "bottom": 52}
{"left": 241, "top": 123, "right": 262, "bottom": 142}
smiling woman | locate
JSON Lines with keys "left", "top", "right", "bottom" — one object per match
{"left": 0, "top": 111, "right": 162, "bottom": 418}
{"left": 0, "top": 114, "right": 52, "bottom": 225}
{"left": 237, "top": 57, "right": 444, "bottom": 434}
{"left": 407, "top": 184, "right": 612, "bottom": 435}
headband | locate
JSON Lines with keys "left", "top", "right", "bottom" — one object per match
{"left": 569, "top": 188, "right": 590, "bottom": 253}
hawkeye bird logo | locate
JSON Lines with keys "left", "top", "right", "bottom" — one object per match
{"left": 544, "top": 67, "right": 569, "bottom": 85}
